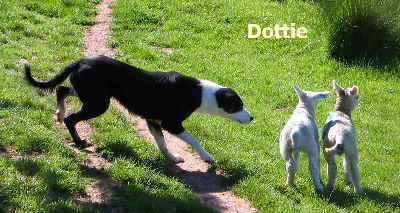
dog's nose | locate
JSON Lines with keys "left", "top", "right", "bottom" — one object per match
{"left": 250, "top": 116, "right": 254, "bottom": 122}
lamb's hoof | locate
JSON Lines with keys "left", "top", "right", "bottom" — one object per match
{"left": 315, "top": 187, "right": 324, "bottom": 196}
{"left": 171, "top": 154, "right": 185, "bottom": 163}
{"left": 325, "top": 185, "right": 334, "bottom": 193}
{"left": 74, "top": 140, "right": 93, "bottom": 149}
{"left": 286, "top": 181, "right": 295, "bottom": 186}
{"left": 355, "top": 187, "right": 365, "bottom": 195}
{"left": 344, "top": 180, "right": 352, "bottom": 186}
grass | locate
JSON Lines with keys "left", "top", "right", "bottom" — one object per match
{"left": 0, "top": 0, "right": 99, "bottom": 212}
{"left": 110, "top": 0, "right": 400, "bottom": 212}
{"left": 1, "top": 0, "right": 400, "bottom": 212}
{"left": 0, "top": 0, "right": 211, "bottom": 212}
{"left": 319, "top": 0, "right": 400, "bottom": 63}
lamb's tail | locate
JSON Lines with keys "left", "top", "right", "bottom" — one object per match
{"left": 21, "top": 59, "right": 79, "bottom": 91}
{"left": 325, "top": 136, "right": 344, "bottom": 155}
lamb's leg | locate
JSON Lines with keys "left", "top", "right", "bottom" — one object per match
{"left": 324, "top": 153, "right": 337, "bottom": 189}
{"left": 286, "top": 151, "right": 300, "bottom": 185}
{"left": 349, "top": 155, "right": 364, "bottom": 194}
{"left": 343, "top": 156, "right": 353, "bottom": 185}
{"left": 308, "top": 153, "right": 324, "bottom": 194}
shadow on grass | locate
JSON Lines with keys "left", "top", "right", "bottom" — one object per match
{"left": 98, "top": 139, "right": 250, "bottom": 192}
{"left": 78, "top": 163, "right": 216, "bottom": 213}
{"left": 336, "top": 59, "right": 400, "bottom": 74}
{"left": 12, "top": 158, "right": 73, "bottom": 199}
{"left": 0, "top": 192, "right": 8, "bottom": 213}
{"left": 6, "top": 155, "right": 214, "bottom": 213}
{"left": 364, "top": 188, "right": 400, "bottom": 209}
{"left": 325, "top": 188, "right": 358, "bottom": 208}
{"left": 0, "top": 98, "right": 48, "bottom": 111}
{"left": 273, "top": 184, "right": 304, "bottom": 204}
{"left": 96, "top": 140, "right": 173, "bottom": 175}
{"left": 326, "top": 187, "right": 400, "bottom": 209}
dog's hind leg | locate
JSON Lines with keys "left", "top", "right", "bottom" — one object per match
{"left": 324, "top": 153, "right": 337, "bottom": 190}
{"left": 146, "top": 120, "right": 184, "bottom": 163}
{"left": 55, "top": 86, "right": 75, "bottom": 122}
{"left": 64, "top": 95, "right": 109, "bottom": 148}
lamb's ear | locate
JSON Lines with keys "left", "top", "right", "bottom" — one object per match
{"left": 349, "top": 86, "right": 359, "bottom": 96}
{"left": 293, "top": 85, "right": 305, "bottom": 98}
{"left": 332, "top": 80, "right": 345, "bottom": 96}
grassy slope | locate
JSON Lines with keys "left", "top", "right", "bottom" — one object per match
{"left": 111, "top": 0, "right": 400, "bottom": 212}
{"left": 0, "top": 0, "right": 98, "bottom": 212}
{"left": 0, "top": 0, "right": 212, "bottom": 212}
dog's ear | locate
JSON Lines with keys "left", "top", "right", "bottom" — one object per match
{"left": 215, "top": 88, "right": 243, "bottom": 113}
{"left": 332, "top": 80, "right": 345, "bottom": 96}
{"left": 349, "top": 86, "right": 359, "bottom": 96}
{"left": 215, "top": 88, "right": 230, "bottom": 108}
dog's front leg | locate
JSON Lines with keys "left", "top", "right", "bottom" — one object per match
{"left": 175, "top": 131, "right": 214, "bottom": 163}
{"left": 146, "top": 120, "right": 184, "bottom": 163}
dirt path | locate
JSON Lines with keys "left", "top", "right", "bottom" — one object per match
{"left": 81, "top": 0, "right": 256, "bottom": 212}
{"left": 114, "top": 103, "right": 256, "bottom": 213}
{"left": 84, "top": 0, "right": 116, "bottom": 57}
{"left": 65, "top": 0, "right": 119, "bottom": 206}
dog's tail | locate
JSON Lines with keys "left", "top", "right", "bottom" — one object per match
{"left": 324, "top": 137, "right": 344, "bottom": 155}
{"left": 21, "top": 59, "right": 79, "bottom": 91}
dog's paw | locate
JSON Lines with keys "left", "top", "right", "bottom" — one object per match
{"left": 55, "top": 108, "right": 65, "bottom": 123}
{"left": 55, "top": 113, "right": 64, "bottom": 123}
{"left": 74, "top": 140, "right": 93, "bottom": 149}
{"left": 203, "top": 155, "right": 215, "bottom": 164}
{"left": 171, "top": 154, "right": 185, "bottom": 163}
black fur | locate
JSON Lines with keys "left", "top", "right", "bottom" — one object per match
{"left": 24, "top": 56, "right": 202, "bottom": 147}
{"left": 215, "top": 88, "right": 243, "bottom": 113}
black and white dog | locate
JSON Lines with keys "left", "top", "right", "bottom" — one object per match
{"left": 22, "top": 56, "right": 253, "bottom": 163}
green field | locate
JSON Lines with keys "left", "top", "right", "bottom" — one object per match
{"left": 1, "top": 0, "right": 400, "bottom": 212}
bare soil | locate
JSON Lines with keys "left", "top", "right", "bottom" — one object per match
{"left": 114, "top": 101, "right": 256, "bottom": 213}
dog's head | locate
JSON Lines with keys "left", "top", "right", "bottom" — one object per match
{"left": 293, "top": 85, "right": 330, "bottom": 110}
{"left": 215, "top": 88, "right": 253, "bottom": 124}
{"left": 198, "top": 80, "right": 253, "bottom": 124}
{"left": 332, "top": 80, "right": 360, "bottom": 110}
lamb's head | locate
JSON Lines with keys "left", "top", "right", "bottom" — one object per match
{"left": 293, "top": 85, "right": 330, "bottom": 114}
{"left": 332, "top": 80, "right": 360, "bottom": 115}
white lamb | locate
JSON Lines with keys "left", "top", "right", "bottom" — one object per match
{"left": 280, "top": 85, "right": 330, "bottom": 194}
{"left": 322, "top": 80, "right": 363, "bottom": 194}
